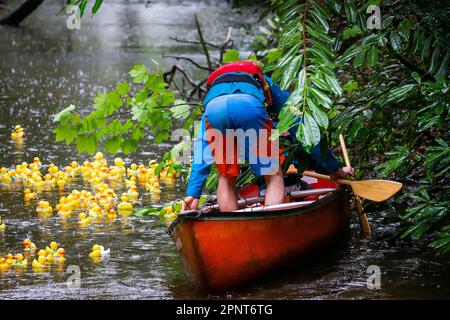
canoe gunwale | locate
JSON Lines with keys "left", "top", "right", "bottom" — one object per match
{"left": 167, "top": 188, "right": 343, "bottom": 236}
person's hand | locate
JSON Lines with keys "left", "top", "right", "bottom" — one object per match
{"left": 329, "top": 167, "right": 355, "bottom": 180}
{"left": 181, "top": 196, "right": 199, "bottom": 212}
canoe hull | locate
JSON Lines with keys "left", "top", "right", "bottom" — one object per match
{"left": 169, "top": 189, "right": 350, "bottom": 292}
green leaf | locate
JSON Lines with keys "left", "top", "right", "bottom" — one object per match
{"left": 367, "top": 46, "right": 379, "bottom": 66}
{"left": 390, "top": 32, "right": 402, "bottom": 52}
{"left": 117, "top": 82, "right": 130, "bottom": 97}
{"left": 296, "top": 112, "right": 321, "bottom": 151}
{"left": 53, "top": 124, "right": 77, "bottom": 144}
{"left": 343, "top": 80, "right": 359, "bottom": 93}
{"left": 307, "top": 100, "right": 329, "bottom": 129}
{"left": 121, "top": 139, "right": 139, "bottom": 155}
{"left": 91, "top": 0, "right": 103, "bottom": 15}
{"left": 129, "top": 64, "right": 149, "bottom": 84}
{"left": 104, "top": 136, "right": 123, "bottom": 154}
{"left": 343, "top": 25, "right": 363, "bottom": 40}
{"left": 54, "top": 104, "right": 75, "bottom": 123}
{"left": 344, "top": 2, "right": 358, "bottom": 24}
{"left": 281, "top": 55, "right": 302, "bottom": 90}
{"left": 79, "top": 0, "right": 87, "bottom": 17}
{"left": 76, "top": 134, "right": 98, "bottom": 154}
{"left": 171, "top": 100, "right": 190, "bottom": 119}
{"left": 223, "top": 49, "right": 240, "bottom": 63}
{"left": 309, "top": 87, "right": 332, "bottom": 109}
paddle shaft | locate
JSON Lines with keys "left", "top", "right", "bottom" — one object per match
{"left": 339, "top": 134, "right": 371, "bottom": 236}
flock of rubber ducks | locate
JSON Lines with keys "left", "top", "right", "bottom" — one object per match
{"left": 0, "top": 239, "right": 112, "bottom": 271}
{"left": 1, "top": 125, "right": 182, "bottom": 273}
{"left": 0, "top": 149, "right": 180, "bottom": 226}
{"left": 0, "top": 239, "right": 65, "bottom": 271}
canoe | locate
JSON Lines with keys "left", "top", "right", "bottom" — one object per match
{"left": 167, "top": 175, "right": 350, "bottom": 292}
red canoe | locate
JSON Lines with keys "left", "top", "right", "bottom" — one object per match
{"left": 167, "top": 176, "right": 350, "bottom": 292}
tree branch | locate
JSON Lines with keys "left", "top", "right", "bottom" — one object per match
{"left": 0, "top": 0, "right": 45, "bottom": 26}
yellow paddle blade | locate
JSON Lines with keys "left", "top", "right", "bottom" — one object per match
{"left": 346, "top": 180, "right": 403, "bottom": 202}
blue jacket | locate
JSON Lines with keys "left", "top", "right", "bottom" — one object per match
{"left": 185, "top": 75, "right": 339, "bottom": 198}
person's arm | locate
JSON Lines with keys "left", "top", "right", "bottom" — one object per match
{"left": 265, "top": 76, "right": 290, "bottom": 114}
{"left": 183, "top": 115, "right": 213, "bottom": 210}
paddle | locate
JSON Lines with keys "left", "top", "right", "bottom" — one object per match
{"left": 301, "top": 171, "right": 403, "bottom": 203}
{"left": 339, "top": 134, "right": 371, "bottom": 235}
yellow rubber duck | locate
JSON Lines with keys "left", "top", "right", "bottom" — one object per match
{"left": 24, "top": 188, "right": 36, "bottom": 202}
{"left": 106, "top": 209, "right": 117, "bottom": 221}
{"left": 89, "top": 244, "right": 110, "bottom": 259}
{"left": 0, "top": 258, "right": 10, "bottom": 270}
{"left": 78, "top": 212, "right": 91, "bottom": 227}
{"left": 32, "top": 255, "right": 48, "bottom": 269}
{"left": 53, "top": 248, "right": 66, "bottom": 263}
{"left": 36, "top": 201, "right": 53, "bottom": 216}
{"left": 163, "top": 206, "right": 178, "bottom": 223}
{"left": 45, "top": 253, "right": 53, "bottom": 264}
{"left": 45, "top": 241, "right": 59, "bottom": 255}
{"left": 0, "top": 216, "right": 5, "bottom": 231}
{"left": 127, "top": 186, "right": 139, "bottom": 203}
{"left": 37, "top": 249, "right": 46, "bottom": 257}
{"left": 23, "top": 239, "right": 37, "bottom": 253}
{"left": 117, "top": 194, "right": 133, "bottom": 211}
{"left": 13, "top": 254, "right": 28, "bottom": 267}
{"left": 5, "top": 253, "right": 16, "bottom": 265}
{"left": 11, "top": 125, "right": 25, "bottom": 140}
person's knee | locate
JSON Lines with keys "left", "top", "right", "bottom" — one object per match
{"left": 218, "top": 173, "right": 236, "bottom": 187}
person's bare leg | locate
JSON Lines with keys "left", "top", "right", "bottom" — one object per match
{"left": 217, "top": 173, "right": 238, "bottom": 211}
{"left": 263, "top": 166, "right": 284, "bottom": 206}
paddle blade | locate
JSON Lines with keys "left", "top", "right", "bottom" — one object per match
{"left": 350, "top": 180, "right": 403, "bottom": 202}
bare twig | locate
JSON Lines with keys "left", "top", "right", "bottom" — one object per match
{"left": 194, "top": 13, "right": 212, "bottom": 70}
{"left": 162, "top": 54, "right": 213, "bottom": 71}
{"left": 169, "top": 36, "right": 220, "bottom": 49}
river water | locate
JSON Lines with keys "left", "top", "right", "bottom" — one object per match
{"left": 0, "top": 0, "right": 448, "bottom": 299}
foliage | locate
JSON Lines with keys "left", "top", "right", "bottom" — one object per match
{"left": 63, "top": 0, "right": 103, "bottom": 17}
{"left": 253, "top": 0, "right": 449, "bottom": 254}
{"left": 53, "top": 64, "right": 200, "bottom": 155}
